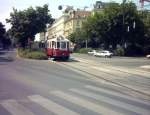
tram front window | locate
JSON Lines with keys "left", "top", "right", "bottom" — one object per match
{"left": 57, "top": 42, "right": 60, "bottom": 48}
{"left": 61, "top": 42, "right": 66, "bottom": 49}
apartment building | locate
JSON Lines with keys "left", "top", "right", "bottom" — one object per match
{"left": 39, "top": 1, "right": 109, "bottom": 41}
{"left": 47, "top": 14, "right": 69, "bottom": 39}
{"left": 64, "top": 10, "right": 91, "bottom": 38}
{"left": 46, "top": 8, "right": 91, "bottom": 40}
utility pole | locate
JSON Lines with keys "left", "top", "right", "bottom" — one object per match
{"left": 85, "top": 40, "right": 88, "bottom": 49}
{"left": 123, "top": 0, "right": 126, "bottom": 28}
{"left": 122, "top": 0, "right": 126, "bottom": 47}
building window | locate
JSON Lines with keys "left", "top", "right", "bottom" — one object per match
{"left": 76, "top": 28, "right": 80, "bottom": 31}
{"left": 77, "top": 20, "right": 80, "bottom": 26}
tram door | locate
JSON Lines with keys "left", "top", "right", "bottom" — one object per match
{"left": 52, "top": 41, "right": 55, "bottom": 56}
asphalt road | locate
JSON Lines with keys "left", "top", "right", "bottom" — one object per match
{"left": 72, "top": 53, "right": 150, "bottom": 69}
{"left": 0, "top": 50, "right": 150, "bottom": 115}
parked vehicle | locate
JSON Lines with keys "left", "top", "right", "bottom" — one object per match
{"left": 88, "top": 50, "right": 97, "bottom": 55}
{"left": 94, "top": 50, "right": 113, "bottom": 58}
{"left": 46, "top": 35, "right": 70, "bottom": 60}
{"left": 146, "top": 54, "right": 150, "bottom": 59}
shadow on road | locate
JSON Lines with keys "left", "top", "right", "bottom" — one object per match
{"left": 0, "top": 57, "right": 14, "bottom": 63}
{"left": 54, "top": 58, "right": 79, "bottom": 63}
{"left": 0, "top": 52, "right": 6, "bottom": 55}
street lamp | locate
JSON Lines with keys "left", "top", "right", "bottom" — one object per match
{"left": 126, "top": 21, "right": 136, "bottom": 48}
{"left": 58, "top": 5, "right": 73, "bottom": 11}
{"left": 127, "top": 21, "right": 136, "bottom": 32}
{"left": 58, "top": 5, "right": 63, "bottom": 10}
{"left": 58, "top": 5, "right": 89, "bottom": 11}
{"left": 133, "top": 21, "right": 136, "bottom": 29}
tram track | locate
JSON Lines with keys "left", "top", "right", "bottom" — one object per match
{"left": 75, "top": 57, "right": 150, "bottom": 79}
{"left": 54, "top": 58, "right": 150, "bottom": 99}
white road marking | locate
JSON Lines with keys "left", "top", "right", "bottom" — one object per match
{"left": 1, "top": 99, "right": 35, "bottom": 115}
{"left": 51, "top": 90, "right": 124, "bottom": 115}
{"left": 85, "top": 85, "right": 150, "bottom": 106}
{"left": 91, "top": 66, "right": 113, "bottom": 72}
{"left": 28, "top": 95, "right": 80, "bottom": 115}
{"left": 70, "top": 88, "right": 150, "bottom": 115}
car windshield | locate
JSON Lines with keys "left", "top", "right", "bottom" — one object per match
{"left": 104, "top": 51, "right": 108, "bottom": 53}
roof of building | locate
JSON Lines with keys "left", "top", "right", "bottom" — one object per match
{"left": 74, "top": 10, "right": 91, "bottom": 18}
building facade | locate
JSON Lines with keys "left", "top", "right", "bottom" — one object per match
{"left": 92, "top": 1, "right": 109, "bottom": 15}
{"left": 39, "top": 32, "right": 45, "bottom": 41}
{"left": 64, "top": 10, "right": 91, "bottom": 38}
{"left": 46, "top": 9, "right": 91, "bottom": 40}
{"left": 39, "top": 1, "right": 109, "bottom": 42}
{"left": 47, "top": 14, "right": 69, "bottom": 39}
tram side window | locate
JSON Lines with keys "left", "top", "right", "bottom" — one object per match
{"left": 61, "top": 42, "right": 66, "bottom": 49}
{"left": 57, "top": 42, "right": 60, "bottom": 48}
{"left": 67, "top": 42, "right": 69, "bottom": 49}
{"left": 52, "top": 41, "right": 55, "bottom": 48}
{"left": 50, "top": 42, "right": 51, "bottom": 48}
{"left": 47, "top": 42, "right": 49, "bottom": 48}
{"left": 54, "top": 42, "right": 56, "bottom": 48}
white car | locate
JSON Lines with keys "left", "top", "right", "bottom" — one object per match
{"left": 146, "top": 54, "right": 150, "bottom": 59}
{"left": 94, "top": 50, "right": 113, "bottom": 58}
{"left": 88, "top": 50, "right": 97, "bottom": 55}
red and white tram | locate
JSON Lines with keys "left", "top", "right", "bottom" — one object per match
{"left": 46, "top": 36, "right": 70, "bottom": 60}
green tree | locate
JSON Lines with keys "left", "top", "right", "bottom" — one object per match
{"left": 81, "top": 2, "right": 147, "bottom": 55}
{"left": 0, "top": 22, "right": 12, "bottom": 49}
{"left": 68, "top": 30, "right": 86, "bottom": 49}
{"left": 80, "top": 3, "right": 122, "bottom": 49}
{"left": 0, "top": 22, "right": 6, "bottom": 46}
{"left": 82, "top": 12, "right": 109, "bottom": 48}
{"left": 140, "top": 10, "right": 150, "bottom": 54}
{"left": 6, "top": 4, "right": 54, "bottom": 48}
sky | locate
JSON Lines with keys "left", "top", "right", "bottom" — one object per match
{"left": 0, "top": 0, "right": 142, "bottom": 30}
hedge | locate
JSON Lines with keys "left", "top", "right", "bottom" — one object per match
{"left": 17, "top": 48, "right": 47, "bottom": 60}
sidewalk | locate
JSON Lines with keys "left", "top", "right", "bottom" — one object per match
{"left": 140, "top": 65, "right": 150, "bottom": 71}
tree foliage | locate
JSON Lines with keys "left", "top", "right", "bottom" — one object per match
{"left": 0, "top": 22, "right": 11, "bottom": 49}
{"left": 71, "top": 2, "right": 150, "bottom": 55}
{"left": 6, "top": 4, "right": 53, "bottom": 47}
{"left": 0, "top": 22, "right": 6, "bottom": 44}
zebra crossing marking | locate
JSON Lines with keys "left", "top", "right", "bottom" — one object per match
{"left": 85, "top": 85, "right": 150, "bottom": 106}
{"left": 70, "top": 88, "right": 150, "bottom": 115}
{"left": 28, "top": 95, "right": 80, "bottom": 115}
{"left": 51, "top": 90, "right": 124, "bottom": 115}
{"left": 1, "top": 87, "right": 150, "bottom": 115}
{"left": 1, "top": 99, "right": 35, "bottom": 115}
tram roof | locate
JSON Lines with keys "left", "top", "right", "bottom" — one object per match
{"left": 47, "top": 36, "right": 69, "bottom": 42}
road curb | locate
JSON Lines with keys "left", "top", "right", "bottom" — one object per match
{"left": 140, "top": 65, "right": 150, "bottom": 69}
{"left": 140, "top": 65, "right": 150, "bottom": 72}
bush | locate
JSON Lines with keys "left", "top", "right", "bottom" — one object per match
{"left": 18, "top": 48, "right": 47, "bottom": 60}
{"left": 77, "top": 48, "right": 92, "bottom": 54}
{"left": 144, "top": 45, "right": 150, "bottom": 54}
{"left": 125, "top": 45, "right": 144, "bottom": 56}
{"left": 115, "top": 47, "right": 125, "bottom": 56}
{"left": 18, "top": 48, "right": 30, "bottom": 57}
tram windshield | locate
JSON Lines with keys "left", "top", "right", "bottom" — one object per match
{"left": 61, "top": 42, "right": 67, "bottom": 49}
